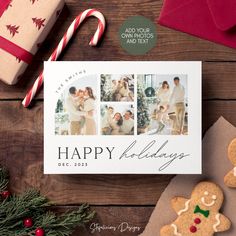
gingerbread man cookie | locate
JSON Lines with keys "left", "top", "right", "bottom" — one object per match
{"left": 160, "top": 182, "right": 231, "bottom": 236}
{"left": 224, "top": 138, "right": 236, "bottom": 188}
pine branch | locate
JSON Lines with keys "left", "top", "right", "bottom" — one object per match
{"left": 14, "top": 204, "right": 95, "bottom": 236}
{"left": 35, "top": 204, "right": 95, "bottom": 236}
{"left": 0, "top": 190, "right": 94, "bottom": 236}
{"left": 0, "top": 189, "right": 50, "bottom": 227}
{"left": 0, "top": 167, "right": 95, "bottom": 236}
{"left": 0, "top": 167, "right": 9, "bottom": 192}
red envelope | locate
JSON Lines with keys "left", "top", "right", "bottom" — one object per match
{"left": 158, "top": 0, "right": 236, "bottom": 49}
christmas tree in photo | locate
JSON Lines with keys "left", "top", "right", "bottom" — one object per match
{"left": 100, "top": 74, "right": 113, "bottom": 101}
{"left": 137, "top": 83, "right": 150, "bottom": 134}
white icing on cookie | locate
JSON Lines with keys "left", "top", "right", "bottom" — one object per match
{"left": 177, "top": 200, "right": 191, "bottom": 215}
{"left": 213, "top": 213, "right": 221, "bottom": 232}
{"left": 212, "top": 195, "right": 217, "bottom": 200}
{"left": 234, "top": 167, "right": 236, "bottom": 177}
{"left": 171, "top": 224, "right": 182, "bottom": 236}
{"left": 201, "top": 196, "right": 216, "bottom": 207}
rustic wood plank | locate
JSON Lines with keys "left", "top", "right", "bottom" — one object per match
{"left": 55, "top": 206, "right": 153, "bottom": 236}
{"left": 202, "top": 101, "right": 236, "bottom": 134}
{"left": 202, "top": 63, "right": 236, "bottom": 99}
{"left": 1, "top": 62, "right": 236, "bottom": 100}
{"left": 0, "top": 0, "right": 235, "bottom": 231}
{"left": 57, "top": 0, "right": 236, "bottom": 62}
{"left": 1, "top": 0, "right": 236, "bottom": 99}
{"left": 0, "top": 101, "right": 236, "bottom": 205}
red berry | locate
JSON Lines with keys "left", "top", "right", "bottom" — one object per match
{"left": 23, "top": 218, "right": 33, "bottom": 228}
{"left": 1, "top": 191, "right": 11, "bottom": 199}
{"left": 35, "top": 228, "right": 45, "bottom": 236}
{"left": 194, "top": 218, "right": 201, "bottom": 224}
{"left": 190, "top": 226, "right": 197, "bottom": 233}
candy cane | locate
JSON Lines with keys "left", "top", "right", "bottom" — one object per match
{"left": 22, "top": 9, "right": 106, "bottom": 108}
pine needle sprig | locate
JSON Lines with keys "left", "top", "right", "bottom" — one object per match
{"left": 0, "top": 166, "right": 95, "bottom": 236}
{"left": 0, "top": 189, "right": 50, "bottom": 226}
{"left": 0, "top": 167, "right": 9, "bottom": 192}
{"left": 32, "top": 204, "right": 95, "bottom": 236}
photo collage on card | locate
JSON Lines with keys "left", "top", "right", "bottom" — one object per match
{"left": 55, "top": 74, "right": 188, "bottom": 136}
{"left": 100, "top": 74, "right": 135, "bottom": 136}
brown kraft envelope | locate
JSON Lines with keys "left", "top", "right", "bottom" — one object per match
{"left": 140, "top": 117, "right": 236, "bottom": 236}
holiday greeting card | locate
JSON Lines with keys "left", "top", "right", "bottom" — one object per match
{"left": 44, "top": 61, "right": 201, "bottom": 174}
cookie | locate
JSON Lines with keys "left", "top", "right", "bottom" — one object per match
{"left": 224, "top": 138, "right": 236, "bottom": 188}
{"left": 160, "top": 181, "right": 231, "bottom": 236}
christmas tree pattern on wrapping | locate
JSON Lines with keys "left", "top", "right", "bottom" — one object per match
{"left": 30, "top": 0, "right": 39, "bottom": 4}
{"left": 56, "top": 9, "right": 62, "bottom": 17}
{"left": 6, "top": 24, "right": 19, "bottom": 37}
{"left": 32, "top": 17, "right": 46, "bottom": 30}
{"left": 36, "top": 42, "right": 42, "bottom": 48}
{"left": 15, "top": 57, "right": 21, "bottom": 63}
{"left": 17, "top": 73, "right": 23, "bottom": 81}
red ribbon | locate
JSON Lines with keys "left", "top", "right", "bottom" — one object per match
{"left": 0, "top": 0, "right": 11, "bottom": 17}
{"left": 0, "top": 0, "right": 33, "bottom": 64}
{"left": 0, "top": 36, "right": 33, "bottom": 64}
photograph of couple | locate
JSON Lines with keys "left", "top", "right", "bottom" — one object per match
{"left": 101, "top": 104, "right": 134, "bottom": 135}
{"left": 137, "top": 74, "right": 188, "bottom": 135}
{"left": 101, "top": 74, "right": 134, "bottom": 102}
{"left": 55, "top": 75, "right": 97, "bottom": 135}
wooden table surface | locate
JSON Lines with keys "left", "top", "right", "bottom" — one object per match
{"left": 1, "top": 0, "right": 236, "bottom": 235}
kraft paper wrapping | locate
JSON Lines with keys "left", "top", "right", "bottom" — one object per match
{"left": 0, "top": 0, "right": 64, "bottom": 85}
{"left": 140, "top": 117, "right": 236, "bottom": 236}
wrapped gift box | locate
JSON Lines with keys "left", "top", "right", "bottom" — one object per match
{"left": 0, "top": 0, "right": 64, "bottom": 85}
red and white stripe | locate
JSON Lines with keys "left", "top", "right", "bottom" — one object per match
{"left": 22, "top": 9, "right": 106, "bottom": 108}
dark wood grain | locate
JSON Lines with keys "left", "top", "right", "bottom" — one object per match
{"left": 1, "top": 0, "right": 236, "bottom": 99}
{"left": 1, "top": 62, "right": 236, "bottom": 100}
{"left": 1, "top": 0, "right": 236, "bottom": 235}
{"left": 202, "top": 63, "right": 236, "bottom": 99}
{"left": 55, "top": 206, "right": 153, "bottom": 236}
